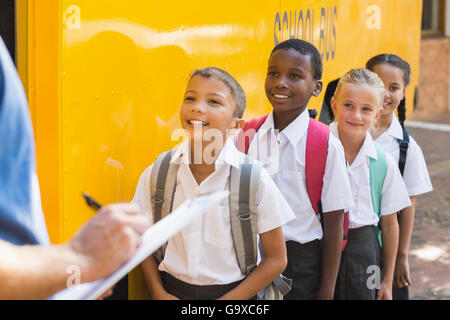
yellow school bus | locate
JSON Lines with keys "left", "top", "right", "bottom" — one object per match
{"left": 14, "top": 0, "right": 422, "bottom": 299}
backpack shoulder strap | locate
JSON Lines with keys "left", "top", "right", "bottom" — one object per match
{"left": 369, "top": 142, "right": 388, "bottom": 247}
{"left": 305, "top": 118, "right": 351, "bottom": 251}
{"left": 229, "top": 155, "right": 261, "bottom": 275}
{"left": 369, "top": 142, "right": 388, "bottom": 217}
{"left": 236, "top": 115, "right": 268, "bottom": 154}
{"left": 305, "top": 118, "right": 329, "bottom": 214}
{"left": 397, "top": 128, "right": 410, "bottom": 176}
{"left": 150, "top": 149, "right": 179, "bottom": 262}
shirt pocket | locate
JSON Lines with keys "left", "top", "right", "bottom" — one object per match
{"left": 204, "top": 205, "right": 233, "bottom": 249}
{"left": 281, "top": 170, "right": 312, "bottom": 213}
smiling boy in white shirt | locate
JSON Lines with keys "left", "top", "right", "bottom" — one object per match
{"left": 132, "top": 67, "right": 295, "bottom": 300}
{"left": 243, "top": 39, "right": 355, "bottom": 300}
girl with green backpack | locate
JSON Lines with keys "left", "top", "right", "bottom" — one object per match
{"left": 329, "top": 68, "right": 411, "bottom": 300}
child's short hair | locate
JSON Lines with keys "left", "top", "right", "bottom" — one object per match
{"left": 333, "top": 68, "right": 385, "bottom": 109}
{"left": 189, "top": 67, "right": 246, "bottom": 118}
{"left": 270, "top": 39, "right": 323, "bottom": 80}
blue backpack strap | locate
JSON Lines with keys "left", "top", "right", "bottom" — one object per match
{"left": 369, "top": 142, "right": 388, "bottom": 247}
{"left": 397, "top": 128, "right": 410, "bottom": 176}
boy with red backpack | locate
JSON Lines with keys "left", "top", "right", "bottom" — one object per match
{"left": 237, "top": 39, "right": 354, "bottom": 299}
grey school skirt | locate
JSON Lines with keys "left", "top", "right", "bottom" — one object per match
{"left": 334, "top": 225, "right": 382, "bottom": 300}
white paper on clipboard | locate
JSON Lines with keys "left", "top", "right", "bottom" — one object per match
{"left": 49, "top": 190, "right": 228, "bottom": 300}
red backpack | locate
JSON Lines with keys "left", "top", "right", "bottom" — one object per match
{"left": 236, "top": 113, "right": 350, "bottom": 250}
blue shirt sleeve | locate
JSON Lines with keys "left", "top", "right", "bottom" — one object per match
{"left": 0, "top": 36, "right": 49, "bottom": 245}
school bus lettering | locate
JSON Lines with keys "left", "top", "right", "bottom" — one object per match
{"left": 274, "top": 9, "right": 314, "bottom": 46}
{"left": 319, "top": 6, "right": 337, "bottom": 61}
{"left": 282, "top": 11, "right": 289, "bottom": 43}
{"left": 304, "top": 8, "right": 314, "bottom": 44}
{"left": 273, "top": 11, "right": 280, "bottom": 45}
{"left": 64, "top": 5, "right": 81, "bottom": 30}
{"left": 274, "top": 6, "right": 337, "bottom": 62}
{"left": 366, "top": 5, "right": 381, "bottom": 30}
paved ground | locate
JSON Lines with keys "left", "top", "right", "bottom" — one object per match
{"left": 405, "top": 112, "right": 450, "bottom": 300}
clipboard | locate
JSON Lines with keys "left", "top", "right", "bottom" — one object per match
{"left": 49, "top": 190, "right": 228, "bottom": 300}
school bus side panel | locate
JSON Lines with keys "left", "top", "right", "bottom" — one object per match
{"left": 17, "top": 0, "right": 63, "bottom": 244}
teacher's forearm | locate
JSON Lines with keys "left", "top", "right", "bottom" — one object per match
{"left": 0, "top": 240, "right": 81, "bottom": 299}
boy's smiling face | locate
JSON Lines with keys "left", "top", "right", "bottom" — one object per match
{"left": 265, "top": 48, "right": 322, "bottom": 114}
{"left": 180, "top": 75, "right": 242, "bottom": 145}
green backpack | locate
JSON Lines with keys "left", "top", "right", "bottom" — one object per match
{"left": 369, "top": 142, "right": 388, "bottom": 247}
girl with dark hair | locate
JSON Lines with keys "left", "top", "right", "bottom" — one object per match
{"left": 367, "top": 54, "right": 433, "bottom": 300}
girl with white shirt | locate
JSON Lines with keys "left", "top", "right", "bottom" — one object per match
{"left": 330, "top": 68, "right": 411, "bottom": 300}
{"left": 367, "top": 54, "right": 433, "bottom": 300}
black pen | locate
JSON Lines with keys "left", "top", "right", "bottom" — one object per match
{"left": 82, "top": 193, "right": 103, "bottom": 211}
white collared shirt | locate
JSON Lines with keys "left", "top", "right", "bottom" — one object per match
{"left": 132, "top": 138, "right": 295, "bottom": 285}
{"left": 330, "top": 122, "right": 412, "bottom": 229}
{"left": 374, "top": 114, "right": 433, "bottom": 196}
{"left": 246, "top": 109, "right": 354, "bottom": 243}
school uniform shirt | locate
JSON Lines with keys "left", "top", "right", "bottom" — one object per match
{"left": 246, "top": 108, "right": 354, "bottom": 244}
{"left": 330, "top": 122, "right": 412, "bottom": 229}
{"left": 132, "top": 138, "right": 295, "bottom": 285}
{"left": 374, "top": 113, "right": 433, "bottom": 196}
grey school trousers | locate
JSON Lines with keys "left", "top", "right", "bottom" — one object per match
{"left": 160, "top": 271, "right": 256, "bottom": 300}
{"left": 283, "top": 239, "right": 322, "bottom": 300}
